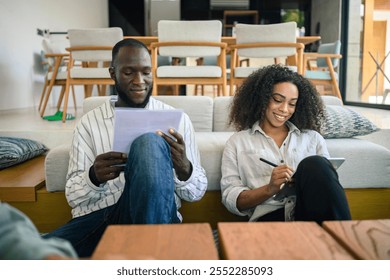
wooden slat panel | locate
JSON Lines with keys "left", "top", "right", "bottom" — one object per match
{"left": 218, "top": 222, "right": 354, "bottom": 260}
{"left": 322, "top": 220, "right": 390, "bottom": 260}
{"left": 92, "top": 223, "right": 219, "bottom": 260}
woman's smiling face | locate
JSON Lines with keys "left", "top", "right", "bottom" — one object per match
{"left": 261, "top": 82, "right": 299, "bottom": 130}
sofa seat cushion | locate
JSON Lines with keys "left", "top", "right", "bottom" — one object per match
{"left": 326, "top": 138, "right": 390, "bottom": 189}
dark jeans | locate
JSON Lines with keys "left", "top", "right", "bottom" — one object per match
{"left": 44, "top": 133, "right": 180, "bottom": 258}
{"left": 257, "top": 155, "right": 351, "bottom": 223}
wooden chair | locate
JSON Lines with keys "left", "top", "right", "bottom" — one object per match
{"left": 194, "top": 54, "right": 231, "bottom": 96}
{"left": 229, "top": 22, "right": 304, "bottom": 95}
{"left": 39, "top": 38, "right": 76, "bottom": 117}
{"left": 303, "top": 40, "right": 343, "bottom": 100}
{"left": 61, "top": 27, "right": 123, "bottom": 122}
{"left": 151, "top": 20, "right": 228, "bottom": 96}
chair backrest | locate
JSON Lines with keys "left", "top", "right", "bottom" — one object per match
{"left": 157, "top": 20, "right": 222, "bottom": 57}
{"left": 67, "top": 27, "right": 123, "bottom": 62}
{"left": 235, "top": 22, "right": 297, "bottom": 58}
{"left": 317, "top": 40, "right": 341, "bottom": 69}
{"left": 41, "top": 38, "right": 67, "bottom": 67}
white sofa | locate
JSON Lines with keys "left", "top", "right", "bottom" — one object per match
{"left": 43, "top": 95, "right": 390, "bottom": 226}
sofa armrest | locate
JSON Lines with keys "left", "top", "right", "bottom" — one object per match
{"left": 45, "top": 144, "right": 70, "bottom": 192}
{"left": 321, "top": 95, "right": 343, "bottom": 106}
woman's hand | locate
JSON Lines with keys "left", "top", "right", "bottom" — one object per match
{"left": 267, "top": 164, "right": 294, "bottom": 195}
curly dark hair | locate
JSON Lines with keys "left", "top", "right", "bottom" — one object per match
{"left": 229, "top": 64, "right": 325, "bottom": 133}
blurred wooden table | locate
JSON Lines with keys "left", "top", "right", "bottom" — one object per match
{"left": 322, "top": 219, "right": 390, "bottom": 260}
{"left": 218, "top": 222, "right": 354, "bottom": 260}
{"left": 126, "top": 36, "right": 320, "bottom": 48}
{"left": 91, "top": 223, "right": 219, "bottom": 260}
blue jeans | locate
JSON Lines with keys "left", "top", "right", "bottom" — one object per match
{"left": 44, "top": 133, "right": 180, "bottom": 258}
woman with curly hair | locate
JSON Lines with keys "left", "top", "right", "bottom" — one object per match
{"left": 221, "top": 64, "right": 351, "bottom": 223}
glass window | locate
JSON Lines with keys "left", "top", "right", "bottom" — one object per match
{"left": 345, "top": 0, "right": 390, "bottom": 107}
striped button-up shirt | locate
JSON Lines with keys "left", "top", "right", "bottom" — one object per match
{"left": 66, "top": 97, "right": 207, "bottom": 219}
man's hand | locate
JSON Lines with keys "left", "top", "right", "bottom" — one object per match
{"left": 157, "top": 129, "right": 192, "bottom": 181}
{"left": 90, "top": 152, "right": 127, "bottom": 185}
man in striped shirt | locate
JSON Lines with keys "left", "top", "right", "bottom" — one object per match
{"left": 44, "top": 38, "right": 207, "bottom": 257}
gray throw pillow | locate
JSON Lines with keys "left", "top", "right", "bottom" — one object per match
{"left": 322, "top": 105, "right": 379, "bottom": 139}
{"left": 0, "top": 137, "right": 48, "bottom": 170}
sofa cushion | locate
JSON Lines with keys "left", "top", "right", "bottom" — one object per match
{"left": 323, "top": 105, "right": 378, "bottom": 138}
{"left": 0, "top": 137, "right": 48, "bottom": 170}
{"left": 213, "top": 97, "right": 235, "bottom": 132}
{"left": 155, "top": 96, "right": 213, "bottom": 132}
{"left": 326, "top": 138, "right": 390, "bottom": 188}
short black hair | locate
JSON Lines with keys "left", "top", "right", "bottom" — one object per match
{"left": 111, "top": 38, "right": 149, "bottom": 67}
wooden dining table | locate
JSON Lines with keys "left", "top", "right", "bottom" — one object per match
{"left": 125, "top": 35, "right": 321, "bottom": 48}
{"left": 125, "top": 35, "right": 320, "bottom": 70}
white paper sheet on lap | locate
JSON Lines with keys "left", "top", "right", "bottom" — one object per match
{"left": 113, "top": 108, "right": 183, "bottom": 153}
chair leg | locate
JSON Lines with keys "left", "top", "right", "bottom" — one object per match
{"left": 84, "top": 85, "right": 93, "bottom": 98}
{"left": 229, "top": 81, "right": 234, "bottom": 96}
{"left": 56, "top": 86, "right": 66, "bottom": 111}
{"left": 173, "top": 85, "right": 179, "bottom": 95}
{"left": 332, "top": 82, "right": 343, "bottom": 102}
{"left": 71, "top": 85, "right": 77, "bottom": 109}
{"left": 38, "top": 79, "right": 48, "bottom": 111}
{"left": 98, "top": 85, "right": 107, "bottom": 96}
{"left": 40, "top": 79, "right": 56, "bottom": 117}
{"left": 62, "top": 81, "right": 71, "bottom": 123}
{"left": 152, "top": 84, "right": 158, "bottom": 96}
{"left": 57, "top": 85, "right": 76, "bottom": 112}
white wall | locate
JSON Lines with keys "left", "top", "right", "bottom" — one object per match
{"left": 0, "top": 0, "right": 109, "bottom": 111}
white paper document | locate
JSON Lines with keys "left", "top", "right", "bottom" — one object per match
{"left": 113, "top": 108, "right": 183, "bottom": 153}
